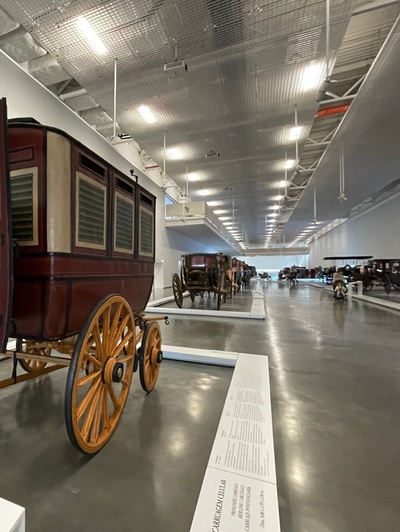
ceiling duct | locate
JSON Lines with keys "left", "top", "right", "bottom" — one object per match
{"left": 0, "top": 5, "right": 18, "bottom": 36}
{"left": 0, "top": 28, "right": 46, "bottom": 63}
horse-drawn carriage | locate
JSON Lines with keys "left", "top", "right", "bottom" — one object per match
{"left": 369, "top": 259, "right": 400, "bottom": 293}
{"left": 322, "top": 256, "right": 374, "bottom": 290}
{"left": 0, "top": 98, "right": 166, "bottom": 454}
{"left": 172, "top": 253, "right": 230, "bottom": 309}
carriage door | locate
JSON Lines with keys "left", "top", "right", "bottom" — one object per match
{"left": 0, "top": 98, "right": 12, "bottom": 352}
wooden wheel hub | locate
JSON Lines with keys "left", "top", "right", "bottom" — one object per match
{"left": 102, "top": 357, "right": 124, "bottom": 384}
{"left": 150, "top": 346, "right": 161, "bottom": 366}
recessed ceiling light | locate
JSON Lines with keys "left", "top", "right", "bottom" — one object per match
{"left": 223, "top": 222, "right": 232, "bottom": 226}
{"left": 284, "top": 159, "right": 295, "bottom": 169}
{"left": 76, "top": 17, "right": 107, "bottom": 55}
{"left": 213, "top": 209, "right": 226, "bottom": 214}
{"left": 187, "top": 172, "right": 201, "bottom": 182}
{"left": 218, "top": 216, "right": 231, "bottom": 221}
{"left": 289, "top": 126, "right": 302, "bottom": 141}
{"left": 197, "top": 189, "right": 212, "bottom": 196}
{"left": 138, "top": 104, "right": 156, "bottom": 124}
{"left": 300, "top": 62, "right": 323, "bottom": 91}
{"left": 167, "top": 147, "right": 184, "bottom": 160}
{"left": 207, "top": 201, "right": 223, "bottom": 207}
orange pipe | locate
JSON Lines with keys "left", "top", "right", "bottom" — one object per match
{"left": 315, "top": 104, "right": 350, "bottom": 118}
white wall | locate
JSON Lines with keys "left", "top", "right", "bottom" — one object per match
{"left": 308, "top": 191, "right": 400, "bottom": 267}
{"left": 0, "top": 51, "right": 220, "bottom": 288}
{"left": 237, "top": 255, "right": 308, "bottom": 271}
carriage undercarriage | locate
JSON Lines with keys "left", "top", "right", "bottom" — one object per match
{"left": 1, "top": 295, "right": 167, "bottom": 454}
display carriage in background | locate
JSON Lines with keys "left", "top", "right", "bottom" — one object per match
{"left": 369, "top": 259, "right": 400, "bottom": 293}
{"left": 172, "top": 253, "right": 230, "bottom": 310}
{"left": 0, "top": 98, "right": 167, "bottom": 454}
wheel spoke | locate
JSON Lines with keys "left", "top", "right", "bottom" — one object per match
{"left": 108, "top": 303, "right": 123, "bottom": 351}
{"left": 106, "top": 382, "right": 120, "bottom": 412}
{"left": 77, "top": 370, "right": 101, "bottom": 388}
{"left": 111, "top": 331, "right": 134, "bottom": 359}
{"left": 92, "top": 322, "right": 104, "bottom": 361}
{"left": 102, "top": 306, "right": 111, "bottom": 354}
{"left": 101, "top": 385, "right": 110, "bottom": 430}
{"left": 83, "top": 353, "right": 102, "bottom": 369}
{"left": 89, "top": 387, "right": 103, "bottom": 443}
{"left": 81, "top": 384, "right": 102, "bottom": 441}
{"left": 77, "top": 377, "right": 101, "bottom": 421}
{"left": 112, "top": 314, "right": 131, "bottom": 348}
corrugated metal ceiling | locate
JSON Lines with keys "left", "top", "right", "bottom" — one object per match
{"left": 0, "top": 0, "right": 398, "bottom": 249}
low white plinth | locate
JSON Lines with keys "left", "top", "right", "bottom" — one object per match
{"left": 0, "top": 498, "right": 25, "bottom": 532}
{"left": 190, "top": 353, "right": 280, "bottom": 531}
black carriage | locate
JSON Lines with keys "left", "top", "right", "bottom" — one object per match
{"left": 172, "top": 253, "right": 230, "bottom": 310}
{"left": 370, "top": 259, "right": 400, "bottom": 293}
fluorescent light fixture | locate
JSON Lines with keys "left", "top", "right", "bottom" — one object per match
{"left": 223, "top": 222, "right": 233, "bottom": 226}
{"left": 213, "top": 209, "right": 227, "bottom": 214}
{"left": 270, "top": 213, "right": 278, "bottom": 218}
{"left": 289, "top": 126, "right": 302, "bottom": 141}
{"left": 197, "top": 189, "right": 211, "bottom": 196}
{"left": 279, "top": 180, "right": 287, "bottom": 188}
{"left": 275, "top": 194, "right": 283, "bottom": 200}
{"left": 207, "top": 201, "right": 223, "bottom": 207}
{"left": 218, "top": 216, "right": 231, "bottom": 221}
{"left": 300, "top": 62, "right": 322, "bottom": 91}
{"left": 284, "top": 159, "right": 295, "bottom": 169}
{"left": 138, "top": 104, "right": 156, "bottom": 124}
{"left": 272, "top": 204, "right": 279, "bottom": 210}
{"left": 167, "top": 147, "right": 183, "bottom": 160}
{"left": 76, "top": 17, "right": 107, "bottom": 55}
{"left": 188, "top": 172, "right": 201, "bottom": 182}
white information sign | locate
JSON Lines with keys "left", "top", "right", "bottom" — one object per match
{"left": 190, "top": 353, "right": 280, "bottom": 532}
{"left": 190, "top": 469, "right": 280, "bottom": 532}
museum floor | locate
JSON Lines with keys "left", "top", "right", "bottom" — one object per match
{"left": 1, "top": 281, "right": 400, "bottom": 531}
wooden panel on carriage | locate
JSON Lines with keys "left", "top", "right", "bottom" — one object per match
{"left": 7, "top": 122, "right": 156, "bottom": 340}
{"left": 0, "top": 98, "right": 12, "bottom": 352}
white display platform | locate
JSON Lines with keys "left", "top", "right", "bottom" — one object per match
{"left": 307, "top": 282, "right": 400, "bottom": 312}
{"left": 163, "top": 345, "right": 237, "bottom": 367}
{"left": 190, "top": 353, "right": 280, "bottom": 531}
{"left": 0, "top": 498, "right": 25, "bottom": 532}
{"left": 145, "top": 297, "right": 265, "bottom": 320}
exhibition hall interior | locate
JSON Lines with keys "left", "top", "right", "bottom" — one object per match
{"left": 1, "top": 1, "right": 400, "bottom": 531}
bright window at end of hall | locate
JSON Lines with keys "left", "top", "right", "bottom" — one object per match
{"left": 114, "top": 192, "right": 134, "bottom": 253}
{"left": 76, "top": 171, "right": 106, "bottom": 250}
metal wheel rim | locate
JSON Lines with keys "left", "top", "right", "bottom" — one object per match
{"left": 172, "top": 273, "right": 183, "bottom": 308}
{"left": 65, "top": 295, "right": 135, "bottom": 454}
{"left": 140, "top": 322, "right": 161, "bottom": 393}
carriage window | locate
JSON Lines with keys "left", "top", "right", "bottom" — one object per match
{"left": 114, "top": 193, "right": 134, "bottom": 253}
{"left": 139, "top": 206, "right": 154, "bottom": 257}
{"left": 79, "top": 154, "right": 105, "bottom": 178}
{"left": 76, "top": 172, "right": 106, "bottom": 250}
{"left": 10, "top": 167, "right": 38, "bottom": 246}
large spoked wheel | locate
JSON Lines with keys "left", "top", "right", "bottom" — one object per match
{"left": 172, "top": 273, "right": 183, "bottom": 308}
{"left": 65, "top": 295, "right": 135, "bottom": 454}
{"left": 18, "top": 339, "right": 51, "bottom": 373}
{"left": 139, "top": 321, "right": 162, "bottom": 393}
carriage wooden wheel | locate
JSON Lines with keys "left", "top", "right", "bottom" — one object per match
{"left": 172, "top": 273, "right": 183, "bottom": 308}
{"left": 17, "top": 339, "right": 52, "bottom": 373}
{"left": 65, "top": 295, "right": 136, "bottom": 454}
{"left": 139, "top": 321, "right": 162, "bottom": 393}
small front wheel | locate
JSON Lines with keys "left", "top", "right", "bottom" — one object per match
{"left": 139, "top": 321, "right": 162, "bottom": 393}
{"left": 172, "top": 273, "right": 183, "bottom": 308}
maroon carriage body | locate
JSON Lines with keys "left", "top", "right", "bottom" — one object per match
{"left": 8, "top": 122, "right": 156, "bottom": 341}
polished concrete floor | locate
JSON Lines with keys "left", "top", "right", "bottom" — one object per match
{"left": 0, "top": 361, "right": 232, "bottom": 532}
{"left": 1, "top": 281, "right": 400, "bottom": 531}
